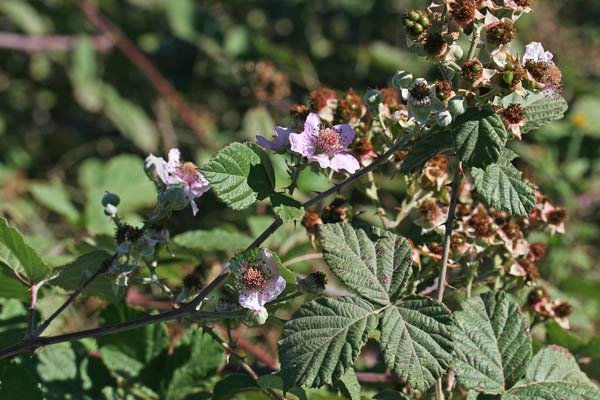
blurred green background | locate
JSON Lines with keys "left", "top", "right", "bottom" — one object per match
{"left": 0, "top": 0, "right": 599, "bottom": 338}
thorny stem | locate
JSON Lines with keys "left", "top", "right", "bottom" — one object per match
{"left": 1, "top": 134, "right": 411, "bottom": 359}
{"left": 435, "top": 166, "right": 462, "bottom": 400}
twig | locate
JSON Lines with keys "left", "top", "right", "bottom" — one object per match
{"left": 436, "top": 169, "right": 462, "bottom": 303}
{"left": 77, "top": 0, "right": 214, "bottom": 149}
{"left": 26, "top": 283, "right": 41, "bottom": 339}
{"left": 435, "top": 167, "right": 462, "bottom": 400}
{"left": 0, "top": 32, "right": 113, "bottom": 53}
{"left": 0, "top": 309, "right": 239, "bottom": 360}
{"left": 32, "top": 266, "right": 106, "bottom": 338}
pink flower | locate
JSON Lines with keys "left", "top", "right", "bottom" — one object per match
{"left": 146, "top": 149, "right": 210, "bottom": 215}
{"left": 232, "top": 249, "right": 286, "bottom": 311}
{"left": 289, "top": 113, "right": 359, "bottom": 173}
{"left": 256, "top": 126, "right": 292, "bottom": 150}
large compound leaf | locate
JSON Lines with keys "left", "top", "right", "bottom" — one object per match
{"left": 279, "top": 296, "right": 378, "bottom": 388}
{"left": 503, "top": 346, "right": 600, "bottom": 400}
{"left": 0, "top": 217, "right": 51, "bottom": 284}
{"left": 452, "top": 108, "right": 508, "bottom": 168}
{"left": 521, "top": 96, "right": 568, "bottom": 135}
{"left": 317, "top": 223, "right": 413, "bottom": 305}
{"left": 453, "top": 291, "right": 532, "bottom": 394}
{"left": 380, "top": 295, "right": 454, "bottom": 392}
{"left": 200, "top": 142, "right": 275, "bottom": 210}
{"left": 472, "top": 162, "right": 535, "bottom": 217}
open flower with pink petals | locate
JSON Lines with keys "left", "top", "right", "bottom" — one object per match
{"left": 231, "top": 248, "right": 286, "bottom": 311}
{"left": 145, "top": 149, "right": 210, "bottom": 215}
{"left": 289, "top": 112, "right": 359, "bottom": 173}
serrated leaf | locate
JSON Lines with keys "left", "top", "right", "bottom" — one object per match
{"left": 163, "top": 330, "right": 225, "bottom": 400}
{"left": 0, "top": 360, "right": 43, "bottom": 400}
{"left": 400, "top": 131, "right": 453, "bottom": 174}
{"left": 317, "top": 223, "right": 413, "bottom": 305}
{"left": 200, "top": 142, "right": 275, "bottom": 210}
{"left": 521, "top": 96, "right": 568, "bottom": 135}
{"left": 452, "top": 291, "right": 532, "bottom": 394}
{"left": 279, "top": 296, "right": 378, "bottom": 388}
{"left": 36, "top": 342, "right": 78, "bottom": 382}
{"left": 380, "top": 295, "right": 454, "bottom": 392}
{"left": 173, "top": 228, "right": 252, "bottom": 251}
{"left": 257, "top": 374, "right": 307, "bottom": 400}
{"left": 336, "top": 368, "right": 361, "bottom": 400}
{"left": 452, "top": 108, "right": 508, "bottom": 167}
{"left": 524, "top": 346, "right": 594, "bottom": 386}
{"left": 51, "top": 251, "right": 122, "bottom": 302}
{"left": 472, "top": 162, "right": 535, "bottom": 217}
{"left": 271, "top": 193, "right": 304, "bottom": 222}
{"left": 505, "top": 381, "right": 600, "bottom": 400}
{"left": 0, "top": 217, "right": 51, "bottom": 283}
{"left": 545, "top": 322, "right": 586, "bottom": 355}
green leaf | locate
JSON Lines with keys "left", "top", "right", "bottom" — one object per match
{"left": 472, "top": 162, "right": 535, "bottom": 217}
{"left": 524, "top": 346, "right": 594, "bottom": 386}
{"left": 545, "top": 321, "right": 586, "bottom": 354}
{"left": 0, "top": 268, "right": 29, "bottom": 301}
{"left": 78, "top": 154, "right": 155, "bottom": 235}
{"left": 271, "top": 193, "right": 304, "bottom": 222}
{"left": 521, "top": 96, "right": 568, "bottom": 135}
{"left": 163, "top": 329, "right": 225, "bottom": 400}
{"left": 51, "top": 251, "right": 123, "bottom": 302}
{"left": 400, "top": 130, "right": 453, "bottom": 174}
{"left": 452, "top": 108, "right": 508, "bottom": 168}
{"left": 200, "top": 142, "right": 275, "bottom": 210}
{"left": 505, "top": 382, "right": 600, "bottom": 400}
{"left": 379, "top": 295, "right": 454, "bottom": 392}
{"left": 36, "top": 342, "right": 77, "bottom": 382}
{"left": 242, "top": 106, "right": 275, "bottom": 142}
{"left": 0, "top": 360, "right": 43, "bottom": 400}
{"left": 29, "top": 179, "right": 80, "bottom": 225}
{"left": 317, "top": 223, "right": 413, "bottom": 305}
{"left": 0, "top": 0, "right": 47, "bottom": 35}
{"left": 257, "top": 374, "right": 307, "bottom": 400}
{"left": 279, "top": 296, "right": 378, "bottom": 388}
{"left": 101, "top": 84, "right": 159, "bottom": 153}
{"left": 452, "top": 291, "right": 532, "bottom": 394}
{"left": 213, "top": 373, "right": 258, "bottom": 400}
{"left": 335, "top": 368, "right": 361, "bottom": 400}
{"left": 0, "top": 217, "right": 51, "bottom": 283}
{"left": 373, "top": 390, "right": 413, "bottom": 400}
{"left": 173, "top": 228, "right": 252, "bottom": 252}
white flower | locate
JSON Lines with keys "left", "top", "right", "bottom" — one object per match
{"left": 522, "top": 42, "right": 553, "bottom": 65}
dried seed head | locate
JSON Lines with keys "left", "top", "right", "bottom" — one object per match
{"left": 435, "top": 80, "right": 453, "bottom": 102}
{"left": 500, "top": 104, "right": 526, "bottom": 125}
{"left": 462, "top": 59, "right": 483, "bottom": 81}
{"left": 486, "top": 21, "right": 516, "bottom": 45}
{"left": 547, "top": 207, "right": 567, "bottom": 225}
{"left": 451, "top": 0, "right": 476, "bottom": 26}
{"left": 424, "top": 33, "right": 448, "bottom": 57}
{"left": 553, "top": 302, "right": 573, "bottom": 318}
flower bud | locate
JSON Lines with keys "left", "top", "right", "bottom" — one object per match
{"left": 364, "top": 89, "right": 383, "bottom": 115}
{"left": 297, "top": 272, "right": 328, "bottom": 294}
{"left": 436, "top": 110, "right": 453, "bottom": 127}
{"left": 102, "top": 191, "right": 120, "bottom": 207}
{"left": 104, "top": 203, "right": 118, "bottom": 218}
{"left": 392, "top": 70, "right": 414, "bottom": 89}
{"left": 447, "top": 95, "right": 467, "bottom": 116}
{"left": 157, "top": 186, "right": 189, "bottom": 212}
{"left": 241, "top": 307, "right": 269, "bottom": 326}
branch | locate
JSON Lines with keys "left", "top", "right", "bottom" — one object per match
{"left": 0, "top": 32, "right": 113, "bottom": 53}
{"left": 77, "top": 0, "right": 215, "bottom": 149}
{"left": 0, "top": 309, "right": 239, "bottom": 360}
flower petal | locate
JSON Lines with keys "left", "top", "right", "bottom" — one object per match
{"left": 330, "top": 152, "right": 360, "bottom": 173}
{"left": 333, "top": 124, "right": 356, "bottom": 147}
{"left": 256, "top": 126, "right": 291, "bottom": 150}
{"left": 239, "top": 290, "right": 264, "bottom": 311}
{"left": 309, "top": 153, "right": 332, "bottom": 169}
{"left": 289, "top": 132, "right": 316, "bottom": 158}
{"left": 259, "top": 275, "right": 286, "bottom": 305}
{"left": 304, "top": 113, "right": 321, "bottom": 136}
{"left": 167, "top": 148, "right": 181, "bottom": 170}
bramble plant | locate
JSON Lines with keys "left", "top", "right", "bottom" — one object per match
{"left": 0, "top": 1, "right": 598, "bottom": 400}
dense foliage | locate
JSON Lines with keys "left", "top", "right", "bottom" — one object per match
{"left": 0, "top": 1, "right": 599, "bottom": 399}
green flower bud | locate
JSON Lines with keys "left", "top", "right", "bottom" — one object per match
{"left": 392, "top": 70, "right": 414, "bottom": 89}
{"left": 241, "top": 308, "right": 269, "bottom": 327}
{"left": 447, "top": 95, "right": 467, "bottom": 116}
{"left": 436, "top": 110, "right": 453, "bottom": 127}
{"left": 364, "top": 89, "right": 383, "bottom": 115}
{"left": 101, "top": 191, "right": 120, "bottom": 207}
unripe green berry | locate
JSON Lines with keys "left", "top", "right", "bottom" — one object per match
{"left": 404, "top": 19, "right": 415, "bottom": 28}
{"left": 409, "top": 10, "right": 419, "bottom": 21}
{"left": 471, "top": 64, "right": 481, "bottom": 73}
{"left": 503, "top": 71, "right": 514, "bottom": 85}
{"left": 413, "top": 23, "right": 424, "bottom": 33}
{"left": 102, "top": 192, "right": 120, "bottom": 207}
{"left": 419, "top": 16, "right": 430, "bottom": 27}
